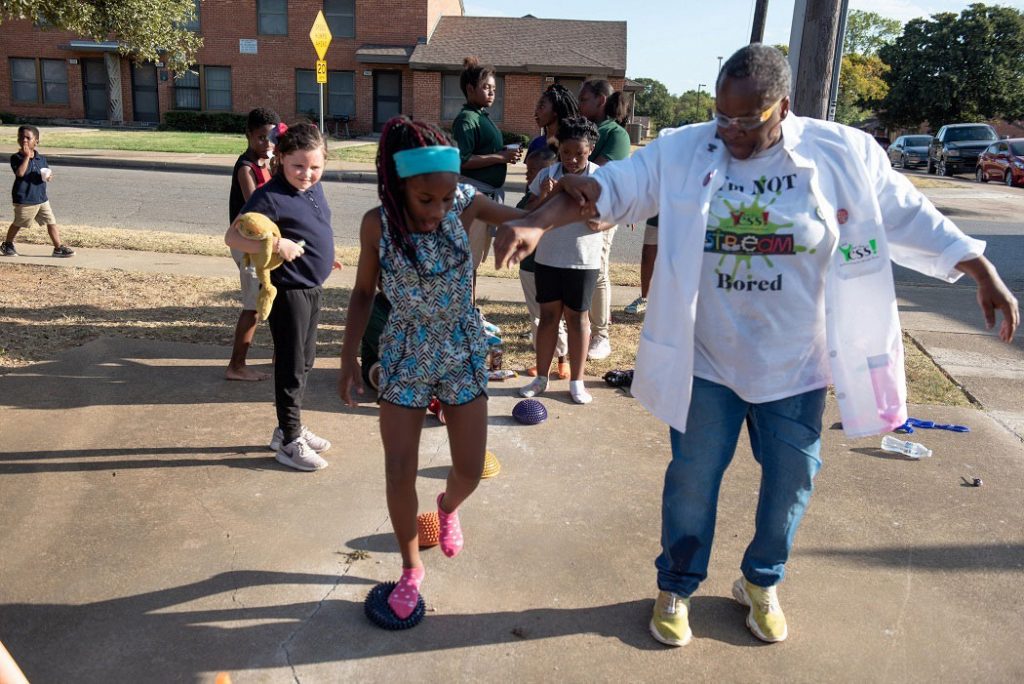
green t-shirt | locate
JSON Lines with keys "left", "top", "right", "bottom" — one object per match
{"left": 452, "top": 104, "right": 507, "bottom": 189}
{"left": 592, "top": 117, "right": 632, "bottom": 163}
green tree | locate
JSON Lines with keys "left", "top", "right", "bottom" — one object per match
{"left": 0, "top": 0, "right": 202, "bottom": 73}
{"left": 880, "top": 3, "right": 1024, "bottom": 128}
{"left": 632, "top": 77, "right": 676, "bottom": 131}
{"left": 835, "top": 53, "right": 890, "bottom": 125}
{"left": 843, "top": 10, "right": 902, "bottom": 55}
{"left": 675, "top": 89, "right": 715, "bottom": 126}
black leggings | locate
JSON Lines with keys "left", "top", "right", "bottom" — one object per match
{"left": 267, "top": 286, "right": 321, "bottom": 444}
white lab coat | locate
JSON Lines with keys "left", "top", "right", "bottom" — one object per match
{"left": 593, "top": 115, "right": 985, "bottom": 437}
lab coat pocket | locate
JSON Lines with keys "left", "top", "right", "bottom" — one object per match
{"left": 834, "top": 222, "right": 886, "bottom": 281}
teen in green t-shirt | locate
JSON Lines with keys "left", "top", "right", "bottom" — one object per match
{"left": 451, "top": 56, "right": 521, "bottom": 305}
{"left": 578, "top": 79, "right": 633, "bottom": 360}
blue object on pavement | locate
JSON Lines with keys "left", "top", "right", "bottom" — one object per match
{"left": 513, "top": 399, "right": 548, "bottom": 425}
{"left": 895, "top": 417, "right": 970, "bottom": 434}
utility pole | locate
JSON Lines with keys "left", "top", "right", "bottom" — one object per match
{"left": 697, "top": 83, "right": 706, "bottom": 120}
{"left": 751, "top": 0, "right": 769, "bottom": 43}
{"left": 790, "top": 0, "right": 843, "bottom": 119}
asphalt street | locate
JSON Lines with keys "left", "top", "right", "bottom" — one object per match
{"left": 39, "top": 165, "right": 1024, "bottom": 288}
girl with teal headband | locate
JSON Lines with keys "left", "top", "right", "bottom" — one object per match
{"left": 339, "top": 115, "right": 525, "bottom": 622}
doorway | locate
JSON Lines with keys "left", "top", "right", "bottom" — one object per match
{"left": 81, "top": 58, "right": 109, "bottom": 120}
{"left": 131, "top": 63, "right": 159, "bottom": 123}
{"left": 373, "top": 71, "right": 401, "bottom": 132}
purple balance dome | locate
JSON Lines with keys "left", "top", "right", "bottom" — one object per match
{"left": 512, "top": 399, "right": 548, "bottom": 425}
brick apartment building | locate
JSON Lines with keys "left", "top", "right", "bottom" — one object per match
{"left": 0, "top": 1, "right": 628, "bottom": 137}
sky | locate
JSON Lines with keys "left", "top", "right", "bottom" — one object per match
{"left": 462, "top": 0, "right": 1024, "bottom": 96}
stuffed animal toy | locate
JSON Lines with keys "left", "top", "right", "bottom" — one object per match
{"left": 235, "top": 212, "right": 283, "bottom": 320}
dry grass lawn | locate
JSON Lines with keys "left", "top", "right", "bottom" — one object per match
{"left": 0, "top": 255, "right": 972, "bottom": 408}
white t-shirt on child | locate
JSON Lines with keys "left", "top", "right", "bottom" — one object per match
{"left": 693, "top": 140, "right": 836, "bottom": 403}
{"left": 529, "top": 161, "right": 604, "bottom": 269}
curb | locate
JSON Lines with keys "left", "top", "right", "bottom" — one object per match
{"left": 40, "top": 153, "right": 529, "bottom": 193}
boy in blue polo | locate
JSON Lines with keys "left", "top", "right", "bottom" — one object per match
{"left": 3, "top": 125, "right": 74, "bottom": 257}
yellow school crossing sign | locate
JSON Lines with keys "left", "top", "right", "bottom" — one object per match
{"left": 309, "top": 11, "right": 332, "bottom": 59}
{"left": 309, "top": 11, "right": 332, "bottom": 130}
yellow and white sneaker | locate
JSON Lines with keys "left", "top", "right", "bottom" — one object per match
{"left": 732, "top": 578, "right": 788, "bottom": 642}
{"left": 649, "top": 590, "right": 693, "bottom": 646}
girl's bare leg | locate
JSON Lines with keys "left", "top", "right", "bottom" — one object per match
{"left": 379, "top": 400, "right": 426, "bottom": 569}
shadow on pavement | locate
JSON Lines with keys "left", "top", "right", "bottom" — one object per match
{"left": 0, "top": 445, "right": 274, "bottom": 475}
{"left": 799, "top": 543, "right": 1024, "bottom": 571}
{"left": 1, "top": 571, "right": 696, "bottom": 681}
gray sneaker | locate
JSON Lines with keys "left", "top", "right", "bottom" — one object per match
{"left": 52, "top": 244, "right": 75, "bottom": 257}
{"left": 269, "top": 426, "right": 331, "bottom": 453}
{"left": 275, "top": 437, "right": 328, "bottom": 471}
{"left": 0, "top": 241, "right": 17, "bottom": 257}
{"left": 624, "top": 296, "right": 647, "bottom": 315}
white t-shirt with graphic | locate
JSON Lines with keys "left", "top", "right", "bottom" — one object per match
{"left": 693, "top": 141, "right": 836, "bottom": 403}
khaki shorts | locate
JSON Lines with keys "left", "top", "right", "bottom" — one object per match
{"left": 643, "top": 222, "right": 659, "bottom": 246}
{"left": 12, "top": 202, "right": 57, "bottom": 228}
{"left": 468, "top": 218, "right": 493, "bottom": 268}
{"left": 231, "top": 247, "right": 260, "bottom": 312}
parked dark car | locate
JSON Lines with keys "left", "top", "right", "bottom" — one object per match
{"left": 888, "top": 134, "right": 933, "bottom": 169}
{"left": 976, "top": 138, "right": 1024, "bottom": 187}
{"left": 927, "top": 123, "right": 999, "bottom": 176}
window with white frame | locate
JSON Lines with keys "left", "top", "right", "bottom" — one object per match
{"left": 257, "top": 0, "right": 287, "bottom": 35}
{"left": 204, "top": 66, "right": 231, "bottom": 110}
{"left": 441, "top": 74, "right": 504, "bottom": 122}
{"left": 324, "top": 0, "right": 355, "bottom": 38}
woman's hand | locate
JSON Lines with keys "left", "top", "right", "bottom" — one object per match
{"left": 958, "top": 256, "right": 1019, "bottom": 342}
{"left": 493, "top": 221, "right": 546, "bottom": 269}
{"left": 557, "top": 174, "right": 602, "bottom": 218}
{"left": 276, "top": 237, "right": 305, "bottom": 262}
{"left": 338, "top": 356, "right": 365, "bottom": 407}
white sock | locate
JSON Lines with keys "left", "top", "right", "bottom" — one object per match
{"left": 569, "top": 380, "right": 592, "bottom": 404}
{"left": 520, "top": 376, "right": 548, "bottom": 398}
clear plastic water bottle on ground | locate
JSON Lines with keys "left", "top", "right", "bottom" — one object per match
{"left": 880, "top": 435, "right": 933, "bottom": 459}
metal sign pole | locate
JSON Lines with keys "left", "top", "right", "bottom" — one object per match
{"left": 319, "top": 83, "right": 325, "bottom": 132}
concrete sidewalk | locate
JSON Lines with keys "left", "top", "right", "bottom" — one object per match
{"left": 1, "top": 334, "right": 1022, "bottom": 683}
{"left": 2, "top": 242, "right": 1024, "bottom": 681}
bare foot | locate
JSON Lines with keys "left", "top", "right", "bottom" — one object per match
{"left": 225, "top": 366, "right": 270, "bottom": 381}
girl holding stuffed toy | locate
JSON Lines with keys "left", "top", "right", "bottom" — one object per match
{"left": 225, "top": 121, "right": 337, "bottom": 472}
{"left": 338, "top": 116, "right": 523, "bottom": 620}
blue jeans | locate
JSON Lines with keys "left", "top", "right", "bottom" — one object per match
{"left": 655, "top": 377, "right": 826, "bottom": 597}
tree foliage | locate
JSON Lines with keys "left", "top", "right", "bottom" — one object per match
{"left": 843, "top": 10, "right": 902, "bottom": 55}
{"left": 0, "top": 0, "right": 202, "bottom": 73}
{"left": 632, "top": 77, "right": 677, "bottom": 131}
{"left": 879, "top": 3, "right": 1024, "bottom": 128}
{"left": 675, "top": 89, "right": 714, "bottom": 127}
{"left": 835, "top": 53, "right": 890, "bottom": 125}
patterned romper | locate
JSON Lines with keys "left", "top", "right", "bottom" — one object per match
{"left": 377, "top": 183, "right": 489, "bottom": 408}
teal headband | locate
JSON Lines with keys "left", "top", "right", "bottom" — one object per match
{"left": 394, "top": 146, "right": 461, "bottom": 178}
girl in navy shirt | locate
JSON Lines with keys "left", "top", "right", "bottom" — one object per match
{"left": 225, "top": 122, "right": 337, "bottom": 472}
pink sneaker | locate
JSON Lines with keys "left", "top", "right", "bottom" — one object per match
{"left": 437, "top": 492, "right": 464, "bottom": 558}
{"left": 388, "top": 566, "right": 425, "bottom": 620}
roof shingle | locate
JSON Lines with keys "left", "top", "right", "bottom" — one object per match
{"left": 410, "top": 16, "right": 626, "bottom": 76}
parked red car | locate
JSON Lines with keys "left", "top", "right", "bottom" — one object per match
{"left": 976, "top": 138, "right": 1024, "bottom": 187}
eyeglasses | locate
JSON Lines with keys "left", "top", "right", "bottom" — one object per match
{"left": 714, "top": 99, "right": 782, "bottom": 131}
